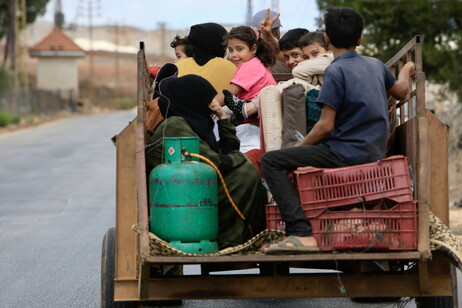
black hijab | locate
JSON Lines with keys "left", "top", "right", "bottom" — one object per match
{"left": 158, "top": 74, "right": 219, "bottom": 152}
{"left": 188, "top": 22, "right": 228, "bottom": 66}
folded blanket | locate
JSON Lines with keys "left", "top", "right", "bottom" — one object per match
{"left": 429, "top": 211, "right": 462, "bottom": 271}
{"left": 139, "top": 211, "right": 462, "bottom": 269}
{"left": 138, "top": 227, "right": 284, "bottom": 256}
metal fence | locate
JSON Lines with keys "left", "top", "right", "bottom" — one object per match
{"left": 0, "top": 88, "right": 78, "bottom": 117}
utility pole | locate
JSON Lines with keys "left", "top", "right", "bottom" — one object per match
{"left": 88, "top": 0, "right": 94, "bottom": 79}
{"left": 246, "top": 0, "right": 253, "bottom": 26}
{"left": 73, "top": 0, "right": 100, "bottom": 102}
{"left": 77, "top": 0, "right": 101, "bottom": 81}
{"left": 157, "top": 22, "right": 167, "bottom": 61}
{"left": 271, "top": 0, "right": 279, "bottom": 12}
{"left": 113, "top": 21, "right": 120, "bottom": 99}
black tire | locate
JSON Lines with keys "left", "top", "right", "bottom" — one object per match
{"left": 415, "top": 264, "right": 458, "bottom": 308}
{"left": 101, "top": 227, "right": 138, "bottom": 308}
{"left": 350, "top": 297, "right": 402, "bottom": 303}
{"left": 415, "top": 296, "right": 454, "bottom": 308}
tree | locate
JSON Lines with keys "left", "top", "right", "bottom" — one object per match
{"left": 0, "top": 0, "right": 50, "bottom": 40}
{"left": 316, "top": 0, "right": 462, "bottom": 96}
{"left": 1, "top": 0, "right": 50, "bottom": 68}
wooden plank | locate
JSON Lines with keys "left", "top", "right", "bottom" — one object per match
{"left": 114, "top": 272, "right": 452, "bottom": 301}
{"left": 399, "top": 103, "right": 405, "bottom": 125}
{"left": 115, "top": 279, "right": 139, "bottom": 301}
{"left": 135, "top": 122, "right": 150, "bottom": 260}
{"left": 418, "top": 261, "right": 430, "bottom": 293}
{"left": 427, "top": 110, "right": 449, "bottom": 223}
{"left": 425, "top": 110, "right": 453, "bottom": 297}
{"left": 115, "top": 122, "right": 139, "bottom": 280}
{"left": 394, "top": 118, "right": 418, "bottom": 194}
{"left": 414, "top": 36, "right": 424, "bottom": 77}
{"left": 416, "top": 72, "right": 426, "bottom": 117}
{"left": 394, "top": 117, "right": 431, "bottom": 261}
{"left": 138, "top": 262, "right": 150, "bottom": 300}
{"left": 396, "top": 89, "right": 416, "bottom": 109}
{"left": 416, "top": 117, "right": 431, "bottom": 260}
{"left": 385, "top": 36, "right": 418, "bottom": 68}
{"left": 145, "top": 251, "right": 422, "bottom": 264}
{"left": 136, "top": 46, "right": 150, "bottom": 260}
{"left": 136, "top": 43, "right": 146, "bottom": 125}
{"left": 136, "top": 44, "right": 153, "bottom": 297}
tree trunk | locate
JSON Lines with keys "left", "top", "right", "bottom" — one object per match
{"left": 7, "top": 0, "right": 16, "bottom": 71}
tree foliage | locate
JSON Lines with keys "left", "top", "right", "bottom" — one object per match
{"left": 0, "top": 0, "right": 50, "bottom": 40}
{"left": 316, "top": 0, "right": 462, "bottom": 96}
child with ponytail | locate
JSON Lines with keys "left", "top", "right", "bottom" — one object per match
{"left": 217, "top": 26, "right": 276, "bottom": 151}
{"left": 219, "top": 26, "right": 276, "bottom": 120}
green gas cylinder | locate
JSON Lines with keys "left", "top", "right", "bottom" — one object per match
{"left": 149, "top": 137, "right": 219, "bottom": 254}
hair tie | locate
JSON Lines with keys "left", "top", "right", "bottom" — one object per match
{"left": 251, "top": 27, "right": 260, "bottom": 40}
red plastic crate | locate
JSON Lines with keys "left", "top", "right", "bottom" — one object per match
{"left": 295, "top": 155, "right": 413, "bottom": 218}
{"left": 265, "top": 201, "right": 418, "bottom": 252}
{"left": 265, "top": 202, "right": 286, "bottom": 231}
{"left": 312, "top": 201, "right": 418, "bottom": 251}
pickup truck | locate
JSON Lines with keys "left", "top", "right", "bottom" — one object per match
{"left": 101, "top": 35, "right": 458, "bottom": 307}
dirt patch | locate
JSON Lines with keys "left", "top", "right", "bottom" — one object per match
{"left": 0, "top": 112, "right": 73, "bottom": 135}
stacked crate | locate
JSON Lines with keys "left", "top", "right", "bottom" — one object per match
{"left": 265, "top": 155, "right": 418, "bottom": 251}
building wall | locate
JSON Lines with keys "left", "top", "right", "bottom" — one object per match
{"left": 36, "top": 57, "right": 80, "bottom": 99}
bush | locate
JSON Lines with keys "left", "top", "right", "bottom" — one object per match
{"left": 0, "top": 110, "right": 10, "bottom": 127}
{"left": 0, "top": 110, "right": 20, "bottom": 127}
{"left": 10, "top": 114, "right": 21, "bottom": 124}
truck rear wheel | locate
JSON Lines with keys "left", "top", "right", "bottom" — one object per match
{"left": 415, "top": 296, "right": 454, "bottom": 308}
{"left": 101, "top": 227, "right": 138, "bottom": 308}
{"left": 415, "top": 264, "right": 458, "bottom": 308}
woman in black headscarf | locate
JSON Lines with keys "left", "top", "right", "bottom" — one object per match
{"left": 146, "top": 75, "right": 267, "bottom": 249}
{"left": 175, "top": 23, "right": 236, "bottom": 94}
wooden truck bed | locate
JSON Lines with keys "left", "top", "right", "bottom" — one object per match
{"left": 105, "top": 36, "right": 456, "bottom": 305}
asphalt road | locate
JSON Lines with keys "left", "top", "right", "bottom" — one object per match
{"left": 0, "top": 111, "right": 134, "bottom": 307}
{"left": 0, "top": 110, "right": 457, "bottom": 307}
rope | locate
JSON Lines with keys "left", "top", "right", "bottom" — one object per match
{"left": 184, "top": 152, "right": 254, "bottom": 237}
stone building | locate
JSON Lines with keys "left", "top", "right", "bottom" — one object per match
{"left": 29, "top": 27, "right": 85, "bottom": 99}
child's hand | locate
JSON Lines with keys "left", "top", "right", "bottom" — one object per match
{"left": 209, "top": 99, "right": 227, "bottom": 120}
{"left": 259, "top": 8, "right": 280, "bottom": 39}
{"left": 403, "top": 61, "right": 416, "bottom": 78}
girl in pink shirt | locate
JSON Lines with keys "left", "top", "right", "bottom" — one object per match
{"left": 222, "top": 26, "right": 276, "bottom": 125}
